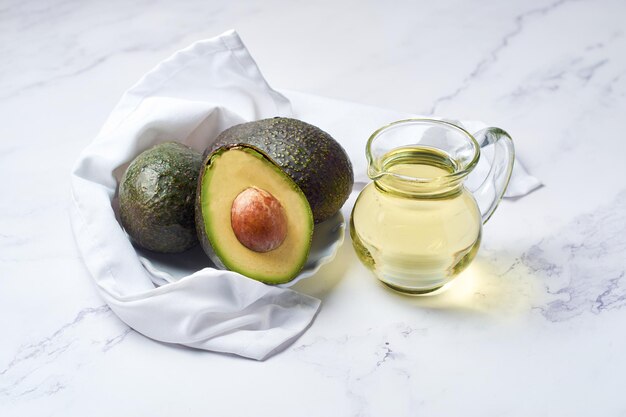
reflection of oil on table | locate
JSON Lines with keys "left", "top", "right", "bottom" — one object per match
{"left": 3, "top": 1, "right": 626, "bottom": 416}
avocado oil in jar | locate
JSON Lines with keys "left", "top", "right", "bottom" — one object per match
{"left": 350, "top": 146, "right": 482, "bottom": 294}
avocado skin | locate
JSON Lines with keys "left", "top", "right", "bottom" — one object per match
{"left": 207, "top": 118, "right": 354, "bottom": 223}
{"left": 119, "top": 142, "right": 203, "bottom": 253}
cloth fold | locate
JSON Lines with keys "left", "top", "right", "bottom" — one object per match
{"left": 70, "top": 30, "right": 318, "bottom": 360}
{"left": 70, "top": 30, "right": 541, "bottom": 360}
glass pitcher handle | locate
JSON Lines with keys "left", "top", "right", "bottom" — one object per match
{"left": 471, "top": 127, "right": 515, "bottom": 224}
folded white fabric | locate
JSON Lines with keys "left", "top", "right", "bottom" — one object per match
{"left": 70, "top": 30, "right": 541, "bottom": 360}
{"left": 70, "top": 30, "right": 319, "bottom": 361}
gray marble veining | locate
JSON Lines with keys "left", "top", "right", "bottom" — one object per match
{"left": 525, "top": 189, "right": 626, "bottom": 322}
{"left": 2, "top": 0, "right": 626, "bottom": 415}
{"left": 0, "top": 306, "right": 130, "bottom": 402}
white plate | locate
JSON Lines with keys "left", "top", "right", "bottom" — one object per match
{"left": 136, "top": 212, "right": 345, "bottom": 288}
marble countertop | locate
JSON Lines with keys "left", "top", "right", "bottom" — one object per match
{"left": 2, "top": 0, "right": 626, "bottom": 415}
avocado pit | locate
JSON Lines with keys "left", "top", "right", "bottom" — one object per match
{"left": 231, "top": 187, "right": 288, "bottom": 253}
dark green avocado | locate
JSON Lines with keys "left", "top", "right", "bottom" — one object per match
{"left": 206, "top": 117, "right": 354, "bottom": 223}
{"left": 118, "top": 142, "right": 203, "bottom": 253}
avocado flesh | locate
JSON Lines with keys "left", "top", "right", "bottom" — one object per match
{"left": 197, "top": 145, "right": 313, "bottom": 284}
{"left": 208, "top": 118, "right": 354, "bottom": 223}
{"left": 119, "top": 142, "right": 202, "bottom": 253}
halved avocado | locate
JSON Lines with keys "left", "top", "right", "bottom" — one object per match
{"left": 207, "top": 118, "right": 354, "bottom": 224}
{"left": 195, "top": 144, "right": 313, "bottom": 284}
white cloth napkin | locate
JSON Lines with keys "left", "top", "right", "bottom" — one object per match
{"left": 70, "top": 30, "right": 541, "bottom": 360}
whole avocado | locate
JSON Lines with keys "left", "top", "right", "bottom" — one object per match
{"left": 207, "top": 118, "right": 354, "bottom": 223}
{"left": 119, "top": 142, "right": 202, "bottom": 253}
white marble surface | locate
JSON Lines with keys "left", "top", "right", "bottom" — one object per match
{"left": 2, "top": 0, "right": 626, "bottom": 415}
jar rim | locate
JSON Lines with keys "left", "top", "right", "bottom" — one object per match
{"left": 366, "top": 118, "right": 481, "bottom": 183}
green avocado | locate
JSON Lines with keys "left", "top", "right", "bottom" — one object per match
{"left": 206, "top": 117, "right": 354, "bottom": 223}
{"left": 196, "top": 144, "right": 313, "bottom": 284}
{"left": 119, "top": 142, "right": 203, "bottom": 253}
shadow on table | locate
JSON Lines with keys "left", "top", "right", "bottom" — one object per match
{"left": 290, "top": 236, "right": 352, "bottom": 300}
{"left": 386, "top": 250, "right": 541, "bottom": 320}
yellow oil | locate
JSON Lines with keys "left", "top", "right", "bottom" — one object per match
{"left": 350, "top": 146, "right": 482, "bottom": 294}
